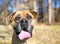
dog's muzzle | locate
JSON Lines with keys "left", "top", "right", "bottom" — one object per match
{"left": 13, "top": 19, "right": 33, "bottom": 41}
{"left": 20, "top": 19, "right": 28, "bottom": 30}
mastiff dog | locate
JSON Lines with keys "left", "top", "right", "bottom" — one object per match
{"left": 7, "top": 10, "right": 38, "bottom": 44}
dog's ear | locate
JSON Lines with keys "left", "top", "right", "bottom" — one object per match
{"left": 30, "top": 11, "right": 38, "bottom": 19}
{"left": 7, "top": 12, "right": 16, "bottom": 23}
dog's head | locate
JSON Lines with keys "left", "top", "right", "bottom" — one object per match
{"left": 7, "top": 10, "right": 37, "bottom": 40}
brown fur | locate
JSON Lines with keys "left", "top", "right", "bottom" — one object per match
{"left": 7, "top": 10, "right": 38, "bottom": 44}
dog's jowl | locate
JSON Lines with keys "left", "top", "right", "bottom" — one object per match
{"left": 7, "top": 10, "right": 37, "bottom": 44}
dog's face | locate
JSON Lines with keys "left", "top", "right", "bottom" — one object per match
{"left": 7, "top": 10, "right": 37, "bottom": 41}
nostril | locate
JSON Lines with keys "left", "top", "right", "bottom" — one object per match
{"left": 21, "top": 19, "right": 27, "bottom": 23}
{"left": 21, "top": 20, "right": 24, "bottom": 23}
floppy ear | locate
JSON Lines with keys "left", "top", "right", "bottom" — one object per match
{"left": 7, "top": 12, "right": 16, "bottom": 23}
{"left": 30, "top": 11, "right": 38, "bottom": 19}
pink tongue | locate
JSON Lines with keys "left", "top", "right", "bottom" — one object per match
{"left": 18, "top": 30, "right": 31, "bottom": 40}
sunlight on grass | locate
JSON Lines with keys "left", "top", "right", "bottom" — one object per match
{"left": 34, "top": 24, "right": 60, "bottom": 44}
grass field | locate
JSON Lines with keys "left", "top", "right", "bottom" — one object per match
{"left": 0, "top": 24, "right": 60, "bottom": 44}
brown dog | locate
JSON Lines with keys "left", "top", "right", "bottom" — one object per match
{"left": 7, "top": 10, "right": 38, "bottom": 44}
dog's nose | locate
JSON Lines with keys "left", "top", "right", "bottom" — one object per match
{"left": 20, "top": 19, "right": 28, "bottom": 25}
{"left": 21, "top": 19, "right": 27, "bottom": 23}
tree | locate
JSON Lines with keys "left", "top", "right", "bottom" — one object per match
{"left": 48, "top": 0, "right": 52, "bottom": 24}
{"left": 36, "top": 0, "right": 44, "bottom": 22}
{"left": 0, "top": 0, "right": 12, "bottom": 24}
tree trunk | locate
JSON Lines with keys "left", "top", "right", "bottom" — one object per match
{"left": 48, "top": 0, "right": 52, "bottom": 24}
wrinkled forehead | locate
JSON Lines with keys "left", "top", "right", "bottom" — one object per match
{"left": 14, "top": 10, "right": 34, "bottom": 18}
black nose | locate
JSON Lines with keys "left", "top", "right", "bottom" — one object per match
{"left": 20, "top": 19, "right": 28, "bottom": 26}
{"left": 21, "top": 19, "right": 27, "bottom": 23}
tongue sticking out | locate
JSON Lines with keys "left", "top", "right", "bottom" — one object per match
{"left": 18, "top": 30, "right": 31, "bottom": 40}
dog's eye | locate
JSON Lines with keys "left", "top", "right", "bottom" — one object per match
{"left": 15, "top": 16, "right": 20, "bottom": 20}
{"left": 27, "top": 14, "right": 32, "bottom": 19}
{"left": 15, "top": 15, "right": 20, "bottom": 20}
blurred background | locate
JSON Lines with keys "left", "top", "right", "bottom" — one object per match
{"left": 0, "top": 0, "right": 60, "bottom": 25}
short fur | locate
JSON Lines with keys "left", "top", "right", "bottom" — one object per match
{"left": 7, "top": 10, "right": 38, "bottom": 44}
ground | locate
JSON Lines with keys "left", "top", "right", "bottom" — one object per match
{"left": 0, "top": 24, "right": 60, "bottom": 44}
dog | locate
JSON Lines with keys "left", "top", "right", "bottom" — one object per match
{"left": 7, "top": 10, "right": 38, "bottom": 44}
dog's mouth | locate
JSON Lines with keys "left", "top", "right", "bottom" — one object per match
{"left": 18, "top": 28, "right": 31, "bottom": 40}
